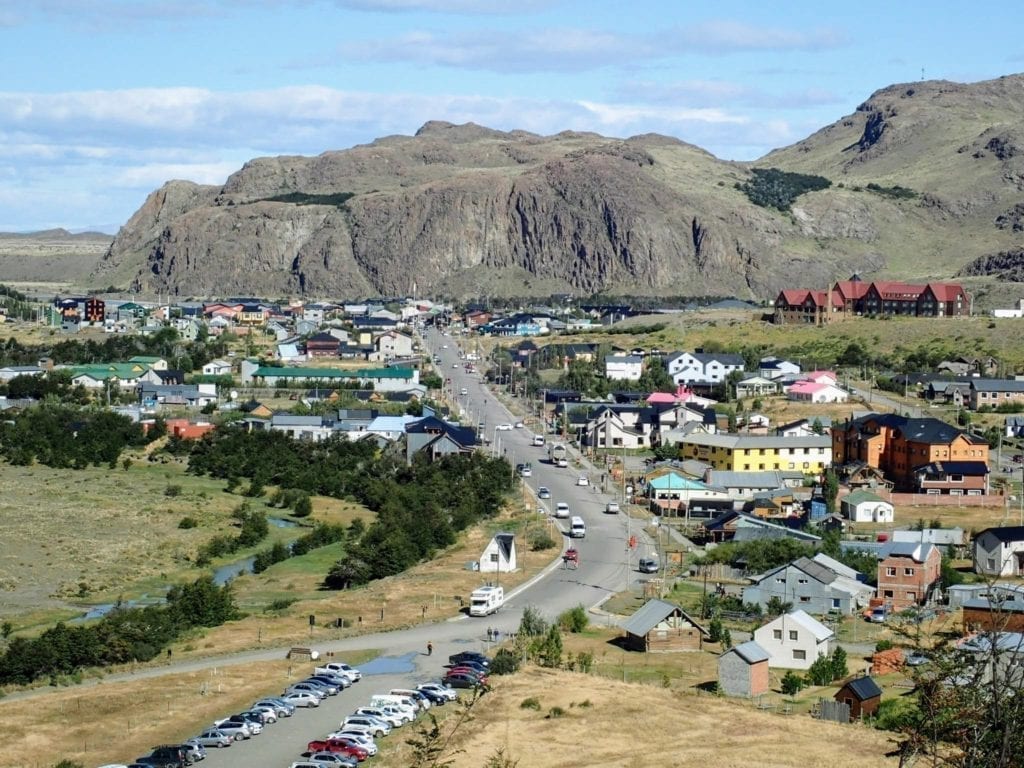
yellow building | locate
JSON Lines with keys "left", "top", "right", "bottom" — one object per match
{"left": 677, "top": 433, "right": 832, "bottom": 474}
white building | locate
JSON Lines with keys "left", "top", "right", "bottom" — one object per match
{"left": 974, "top": 527, "right": 1024, "bottom": 577}
{"left": 665, "top": 352, "right": 745, "bottom": 386}
{"left": 752, "top": 610, "right": 834, "bottom": 670}
{"left": 202, "top": 359, "right": 232, "bottom": 376}
{"left": 479, "top": 533, "right": 517, "bottom": 573}
{"left": 840, "top": 490, "right": 895, "bottom": 524}
{"left": 604, "top": 354, "right": 643, "bottom": 381}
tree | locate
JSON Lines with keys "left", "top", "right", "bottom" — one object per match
{"left": 765, "top": 596, "right": 792, "bottom": 617}
{"left": 781, "top": 670, "right": 805, "bottom": 696}
{"left": 537, "top": 625, "right": 563, "bottom": 668}
{"left": 806, "top": 654, "right": 836, "bottom": 686}
{"left": 638, "top": 359, "right": 673, "bottom": 393}
{"left": 518, "top": 606, "right": 548, "bottom": 638}
{"left": 822, "top": 468, "right": 839, "bottom": 514}
{"left": 292, "top": 493, "right": 313, "bottom": 518}
{"left": 830, "top": 646, "right": 848, "bottom": 681}
{"left": 708, "top": 617, "right": 723, "bottom": 643}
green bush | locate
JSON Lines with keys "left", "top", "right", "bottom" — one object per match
{"left": 527, "top": 528, "right": 556, "bottom": 551}
{"left": 266, "top": 597, "right": 296, "bottom": 613}
{"left": 177, "top": 516, "right": 198, "bottom": 530}
{"left": 781, "top": 670, "right": 805, "bottom": 696}
{"left": 490, "top": 648, "right": 521, "bottom": 676}
{"left": 292, "top": 493, "right": 313, "bottom": 518}
{"left": 545, "top": 706, "right": 566, "bottom": 719}
{"left": 519, "top": 696, "right": 541, "bottom": 710}
{"left": 875, "top": 639, "right": 894, "bottom": 652}
{"left": 557, "top": 604, "right": 589, "bottom": 633}
{"left": 738, "top": 167, "right": 831, "bottom": 211}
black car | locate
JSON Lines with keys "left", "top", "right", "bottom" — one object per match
{"left": 137, "top": 745, "right": 193, "bottom": 768}
{"left": 449, "top": 652, "right": 489, "bottom": 668}
{"left": 443, "top": 672, "right": 487, "bottom": 689}
{"left": 444, "top": 659, "right": 488, "bottom": 674}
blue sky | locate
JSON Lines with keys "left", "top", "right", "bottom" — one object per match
{"left": 1, "top": 0, "right": 1021, "bottom": 232}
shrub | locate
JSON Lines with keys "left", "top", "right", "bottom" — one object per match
{"left": 292, "top": 493, "right": 313, "bottom": 518}
{"left": 545, "top": 706, "right": 566, "bottom": 719}
{"left": 527, "top": 528, "right": 556, "bottom": 551}
{"left": 875, "top": 639, "right": 895, "bottom": 652}
{"left": 519, "top": 696, "right": 541, "bottom": 711}
{"left": 490, "top": 648, "right": 521, "bottom": 676}
{"left": 178, "top": 516, "right": 198, "bottom": 530}
{"left": 708, "top": 617, "right": 723, "bottom": 643}
{"left": 266, "top": 597, "right": 296, "bottom": 613}
{"left": 557, "top": 604, "right": 589, "bottom": 633}
{"left": 781, "top": 670, "right": 805, "bottom": 696}
{"left": 518, "top": 606, "right": 548, "bottom": 638}
{"left": 164, "top": 484, "right": 182, "bottom": 497}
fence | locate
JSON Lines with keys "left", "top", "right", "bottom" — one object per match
{"left": 814, "top": 698, "right": 850, "bottom": 723}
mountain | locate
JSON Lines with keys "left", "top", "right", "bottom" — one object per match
{"left": 95, "top": 75, "right": 1024, "bottom": 300}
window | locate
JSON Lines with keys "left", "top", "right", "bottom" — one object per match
{"left": 799, "top": 596, "right": 811, "bottom": 603}
{"left": 793, "top": 649, "right": 806, "bottom": 660}
{"left": 904, "top": 568, "right": 915, "bottom": 576}
{"left": 789, "top": 630, "right": 798, "bottom": 640}
{"left": 907, "top": 591, "right": 917, "bottom": 602}
{"left": 775, "top": 577, "right": 785, "bottom": 584}
{"left": 988, "top": 558, "right": 997, "bottom": 571}
{"left": 886, "top": 567, "right": 896, "bottom": 577}
{"left": 883, "top": 590, "right": 894, "bottom": 599}
{"left": 773, "top": 629, "right": 782, "bottom": 640}
{"left": 797, "top": 578, "right": 808, "bottom": 584}
{"left": 832, "top": 598, "right": 841, "bottom": 609}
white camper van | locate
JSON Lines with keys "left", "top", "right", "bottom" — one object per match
{"left": 469, "top": 585, "right": 504, "bottom": 616}
{"left": 569, "top": 516, "right": 586, "bottom": 538}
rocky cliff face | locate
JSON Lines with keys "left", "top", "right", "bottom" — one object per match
{"left": 97, "top": 76, "right": 1024, "bottom": 298}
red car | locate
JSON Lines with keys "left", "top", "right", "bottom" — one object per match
{"left": 306, "top": 738, "right": 369, "bottom": 762}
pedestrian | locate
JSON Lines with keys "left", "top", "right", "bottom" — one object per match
{"left": 487, "top": 626, "right": 493, "bottom": 641}
{"left": 427, "top": 641, "right": 433, "bottom": 656}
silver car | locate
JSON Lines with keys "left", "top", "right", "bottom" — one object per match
{"left": 194, "top": 728, "right": 235, "bottom": 747}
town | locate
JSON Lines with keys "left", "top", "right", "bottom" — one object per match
{"left": 1, "top": 283, "right": 1024, "bottom": 767}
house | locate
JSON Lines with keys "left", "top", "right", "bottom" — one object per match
{"left": 912, "top": 460, "right": 989, "bottom": 495}
{"left": 834, "top": 676, "right": 882, "bottom": 721}
{"left": 305, "top": 332, "right": 341, "bottom": 357}
{"left": 138, "top": 383, "right": 217, "bottom": 409}
{"left": 877, "top": 542, "right": 942, "bottom": 610}
{"left": 646, "top": 471, "right": 732, "bottom": 519}
{"left": 702, "top": 511, "right": 822, "bottom": 545}
{"left": 840, "top": 489, "right": 895, "bottom": 524}
{"left": 774, "top": 279, "right": 969, "bottom": 322}
{"left": 974, "top": 526, "right": 1024, "bottom": 577}
{"left": 619, "top": 599, "right": 709, "bottom": 652}
{"left": 0, "top": 365, "right": 44, "bottom": 382}
{"left": 665, "top": 351, "right": 745, "bottom": 387}
{"left": 969, "top": 379, "right": 1024, "bottom": 411}
{"left": 735, "top": 375, "right": 780, "bottom": 399}
{"left": 758, "top": 357, "right": 801, "bottom": 381}
{"left": 202, "top": 359, "right": 232, "bottom": 377}
{"left": 704, "top": 469, "right": 805, "bottom": 499}
{"left": 584, "top": 405, "right": 659, "bottom": 450}
{"left": 604, "top": 354, "right": 643, "bottom": 381}
{"left": 128, "top": 355, "right": 168, "bottom": 371}
{"left": 718, "top": 641, "right": 771, "bottom": 698}
{"left": 240, "top": 399, "right": 273, "bottom": 419}
{"left": 405, "top": 416, "right": 476, "bottom": 464}
{"left": 376, "top": 331, "right": 414, "bottom": 360}
{"left": 678, "top": 433, "right": 832, "bottom": 475}
{"left": 479, "top": 533, "right": 517, "bottom": 573}
{"left": 1006, "top": 416, "right": 1024, "bottom": 438}
{"left": 237, "top": 304, "right": 268, "bottom": 326}
{"left": 269, "top": 414, "right": 336, "bottom": 442}
{"left": 743, "top": 557, "right": 872, "bottom": 617}
{"left": 752, "top": 610, "right": 834, "bottom": 670}
{"left": 786, "top": 379, "right": 849, "bottom": 404}
{"left": 832, "top": 413, "right": 989, "bottom": 491}
{"left": 250, "top": 366, "right": 418, "bottom": 392}
{"left": 776, "top": 417, "right": 831, "bottom": 438}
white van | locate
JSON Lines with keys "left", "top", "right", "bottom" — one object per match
{"left": 569, "top": 516, "right": 586, "bottom": 538}
{"left": 390, "top": 688, "right": 431, "bottom": 710}
{"left": 370, "top": 694, "right": 418, "bottom": 716}
{"left": 554, "top": 502, "right": 570, "bottom": 519}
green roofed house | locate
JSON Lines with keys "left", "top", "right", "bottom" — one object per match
{"left": 647, "top": 470, "right": 732, "bottom": 518}
{"left": 68, "top": 362, "right": 164, "bottom": 389}
{"left": 840, "top": 489, "right": 895, "bottom": 524}
{"left": 251, "top": 366, "right": 419, "bottom": 392}
{"left": 127, "top": 355, "right": 169, "bottom": 371}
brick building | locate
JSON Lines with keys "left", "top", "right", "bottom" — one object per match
{"left": 877, "top": 542, "right": 941, "bottom": 611}
{"left": 832, "top": 413, "right": 989, "bottom": 491}
{"left": 774, "top": 278, "right": 969, "bottom": 324}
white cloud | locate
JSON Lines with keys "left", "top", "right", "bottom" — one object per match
{"left": 612, "top": 79, "right": 843, "bottom": 109}
{"left": 670, "top": 20, "right": 846, "bottom": 53}
{"left": 111, "top": 161, "right": 241, "bottom": 188}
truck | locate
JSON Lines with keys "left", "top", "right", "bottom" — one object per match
{"left": 314, "top": 661, "right": 362, "bottom": 681}
{"left": 468, "top": 585, "right": 504, "bottom": 616}
{"left": 548, "top": 443, "right": 568, "bottom": 467}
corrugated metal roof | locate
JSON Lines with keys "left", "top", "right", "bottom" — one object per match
{"left": 619, "top": 599, "right": 706, "bottom": 637}
{"left": 728, "top": 640, "right": 770, "bottom": 664}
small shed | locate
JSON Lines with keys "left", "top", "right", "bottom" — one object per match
{"left": 620, "top": 599, "right": 709, "bottom": 653}
{"left": 479, "top": 533, "right": 516, "bottom": 573}
{"left": 834, "top": 675, "right": 882, "bottom": 720}
{"left": 718, "top": 640, "right": 770, "bottom": 698}
{"left": 841, "top": 489, "right": 894, "bottom": 524}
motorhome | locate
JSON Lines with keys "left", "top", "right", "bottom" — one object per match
{"left": 469, "top": 585, "right": 504, "bottom": 616}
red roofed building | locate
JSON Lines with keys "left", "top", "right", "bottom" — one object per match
{"left": 774, "top": 277, "right": 968, "bottom": 324}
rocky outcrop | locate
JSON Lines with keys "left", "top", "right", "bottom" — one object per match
{"left": 97, "top": 74, "right": 1024, "bottom": 299}
{"left": 957, "top": 249, "right": 1024, "bottom": 281}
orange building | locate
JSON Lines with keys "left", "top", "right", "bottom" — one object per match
{"left": 832, "top": 413, "right": 988, "bottom": 491}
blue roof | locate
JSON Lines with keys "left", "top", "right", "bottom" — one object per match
{"left": 649, "top": 472, "right": 709, "bottom": 491}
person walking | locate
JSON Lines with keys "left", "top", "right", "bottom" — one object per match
{"left": 426, "top": 641, "right": 433, "bottom": 656}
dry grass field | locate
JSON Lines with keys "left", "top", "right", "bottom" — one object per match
{"left": 432, "top": 667, "right": 897, "bottom": 768}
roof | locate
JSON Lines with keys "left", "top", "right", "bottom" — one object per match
{"left": 493, "top": 533, "right": 515, "bottom": 561}
{"left": 841, "top": 489, "right": 888, "bottom": 506}
{"left": 726, "top": 640, "right": 770, "bottom": 664}
{"left": 977, "top": 526, "right": 1024, "bottom": 543}
{"left": 913, "top": 461, "right": 989, "bottom": 476}
{"left": 812, "top": 553, "right": 862, "bottom": 581}
{"left": 648, "top": 472, "right": 711, "bottom": 491}
{"left": 707, "top": 470, "right": 788, "bottom": 489}
{"left": 680, "top": 433, "right": 831, "bottom": 450}
{"left": 619, "top": 599, "right": 707, "bottom": 637}
{"left": 962, "top": 597, "right": 1024, "bottom": 613}
{"left": 785, "top": 610, "right": 835, "bottom": 642}
{"left": 253, "top": 366, "right": 414, "bottom": 380}
{"left": 970, "top": 379, "right": 1024, "bottom": 392}
{"left": 841, "top": 676, "right": 883, "bottom": 701}
{"left": 879, "top": 541, "right": 939, "bottom": 563}
{"left": 842, "top": 413, "right": 974, "bottom": 445}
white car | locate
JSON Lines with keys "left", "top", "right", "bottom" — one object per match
{"left": 352, "top": 706, "right": 405, "bottom": 728}
{"left": 514, "top": 421, "right": 524, "bottom": 428}
{"left": 328, "top": 732, "right": 378, "bottom": 755}
{"left": 537, "top": 486, "right": 551, "bottom": 499}
{"left": 576, "top": 475, "right": 589, "bottom": 486}
{"left": 282, "top": 691, "right": 321, "bottom": 708}
{"left": 343, "top": 716, "right": 391, "bottom": 737}
{"left": 417, "top": 682, "right": 458, "bottom": 702}
{"left": 192, "top": 729, "right": 233, "bottom": 748}
{"left": 210, "top": 720, "right": 252, "bottom": 741}
{"left": 554, "top": 502, "right": 570, "bottom": 519}
{"left": 496, "top": 423, "right": 513, "bottom": 431}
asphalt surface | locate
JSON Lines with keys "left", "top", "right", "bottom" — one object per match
{"left": 76, "top": 327, "right": 659, "bottom": 768}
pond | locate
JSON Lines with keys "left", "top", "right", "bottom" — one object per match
{"left": 212, "top": 556, "right": 256, "bottom": 585}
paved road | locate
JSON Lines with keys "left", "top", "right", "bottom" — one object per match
{"left": 72, "top": 327, "right": 660, "bottom": 767}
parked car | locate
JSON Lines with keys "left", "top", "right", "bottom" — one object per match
{"left": 532, "top": 435, "right": 545, "bottom": 446}
{"left": 443, "top": 671, "right": 488, "bottom": 689}
{"left": 180, "top": 742, "right": 207, "bottom": 762}
{"left": 514, "top": 421, "right": 524, "bottom": 429}
{"left": 417, "top": 682, "right": 458, "bottom": 702}
{"left": 449, "top": 651, "right": 490, "bottom": 668}
{"left": 300, "top": 677, "right": 340, "bottom": 695}
{"left": 253, "top": 698, "right": 294, "bottom": 717}
{"left": 906, "top": 652, "right": 930, "bottom": 666}
{"left": 342, "top": 716, "right": 391, "bottom": 738}
{"left": 282, "top": 691, "right": 321, "bottom": 708}
{"left": 305, "top": 738, "right": 368, "bottom": 762}
{"left": 241, "top": 706, "right": 276, "bottom": 724}
{"left": 136, "top": 745, "right": 192, "bottom": 768}
{"left": 413, "top": 686, "right": 448, "bottom": 705}
{"left": 868, "top": 607, "right": 888, "bottom": 623}
{"left": 208, "top": 721, "right": 251, "bottom": 741}
{"left": 191, "top": 730, "right": 233, "bottom": 749}
{"left": 445, "top": 659, "right": 488, "bottom": 675}
{"left": 309, "top": 673, "right": 351, "bottom": 690}
{"left": 286, "top": 682, "right": 329, "bottom": 699}
{"left": 224, "top": 713, "right": 264, "bottom": 733}
{"left": 537, "top": 486, "right": 551, "bottom": 499}
{"left": 307, "top": 752, "right": 358, "bottom": 768}
{"left": 352, "top": 707, "right": 405, "bottom": 727}
{"left": 328, "top": 733, "right": 377, "bottom": 756}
